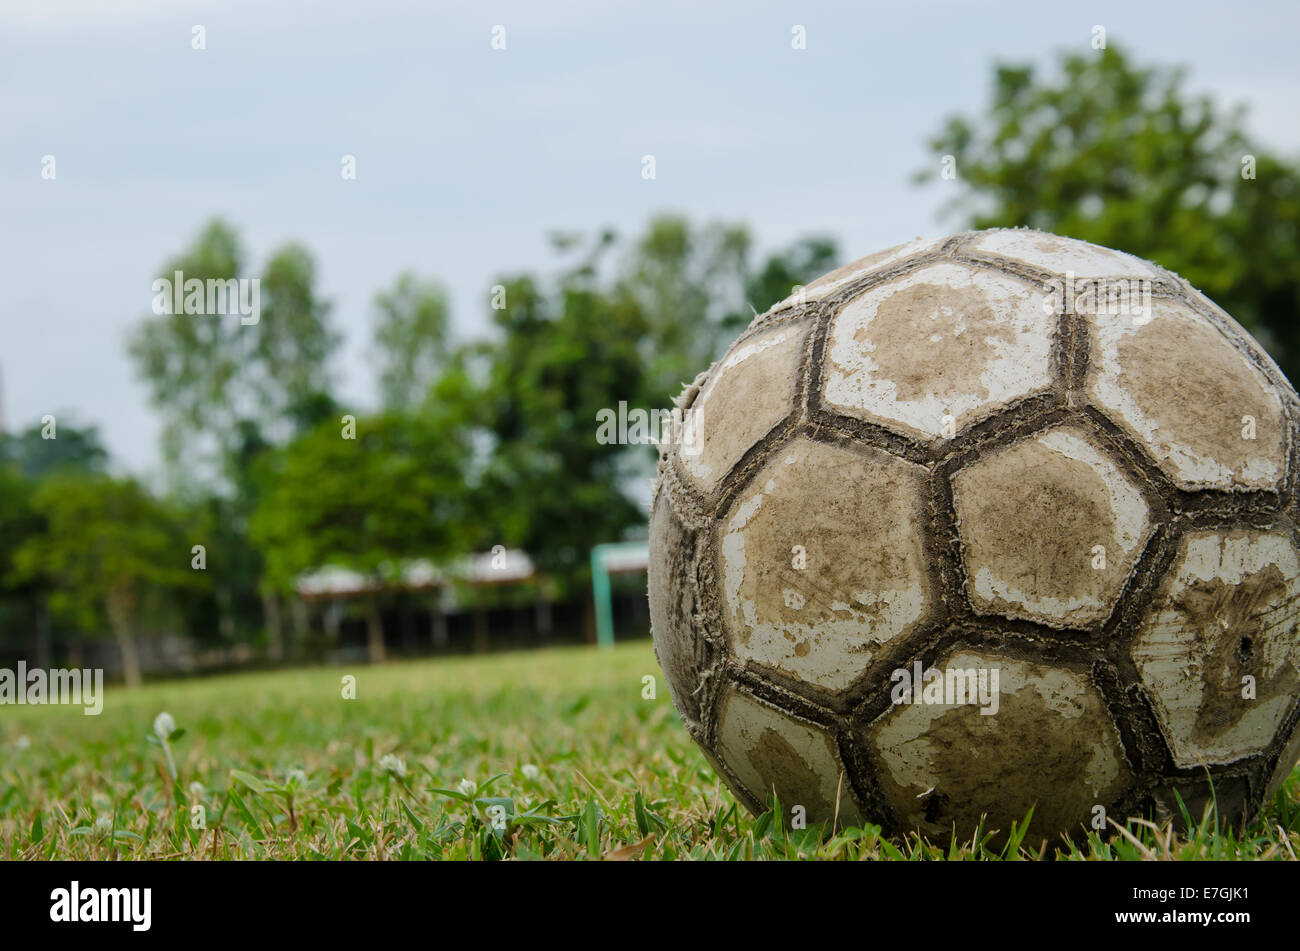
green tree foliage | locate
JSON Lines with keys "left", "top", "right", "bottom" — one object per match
{"left": 127, "top": 219, "right": 343, "bottom": 650}
{"left": 371, "top": 272, "right": 452, "bottom": 410}
{"left": 127, "top": 218, "right": 341, "bottom": 483}
{"left": 11, "top": 475, "right": 192, "bottom": 686}
{"left": 476, "top": 254, "right": 651, "bottom": 600}
{"left": 0, "top": 419, "right": 108, "bottom": 480}
{"left": 617, "top": 218, "right": 747, "bottom": 397}
{"left": 249, "top": 411, "right": 477, "bottom": 663}
{"left": 0, "top": 466, "right": 32, "bottom": 573}
{"left": 919, "top": 44, "right": 1300, "bottom": 381}
{"left": 0, "top": 424, "right": 108, "bottom": 662}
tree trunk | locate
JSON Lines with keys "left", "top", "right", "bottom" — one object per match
{"left": 324, "top": 601, "right": 342, "bottom": 645}
{"left": 472, "top": 608, "right": 489, "bottom": 653}
{"left": 400, "top": 597, "right": 415, "bottom": 651}
{"left": 430, "top": 598, "right": 448, "bottom": 650}
{"left": 365, "top": 596, "right": 387, "bottom": 664}
{"left": 582, "top": 594, "right": 597, "bottom": 645}
{"left": 217, "top": 586, "right": 235, "bottom": 641}
{"left": 33, "top": 605, "right": 52, "bottom": 670}
{"left": 263, "top": 590, "right": 284, "bottom": 661}
{"left": 290, "top": 597, "right": 309, "bottom": 660}
{"left": 106, "top": 594, "right": 143, "bottom": 688}
{"left": 534, "top": 596, "right": 552, "bottom": 642}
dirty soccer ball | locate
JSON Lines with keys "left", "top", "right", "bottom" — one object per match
{"left": 648, "top": 228, "right": 1300, "bottom": 843}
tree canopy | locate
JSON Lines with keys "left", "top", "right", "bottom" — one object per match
{"left": 11, "top": 474, "right": 193, "bottom": 685}
{"left": 920, "top": 44, "right": 1300, "bottom": 381}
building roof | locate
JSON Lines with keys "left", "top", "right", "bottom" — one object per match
{"left": 295, "top": 549, "right": 536, "bottom": 599}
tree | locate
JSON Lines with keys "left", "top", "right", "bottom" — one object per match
{"left": 0, "top": 419, "right": 108, "bottom": 480}
{"left": 0, "top": 465, "right": 43, "bottom": 652}
{"left": 919, "top": 44, "right": 1300, "bottom": 382}
{"left": 127, "top": 219, "right": 342, "bottom": 651}
{"left": 0, "top": 466, "right": 34, "bottom": 583}
{"left": 617, "top": 217, "right": 747, "bottom": 398}
{"left": 477, "top": 248, "right": 652, "bottom": 607}
{"left": 371, "top": 272, "right": 452, "bottom": 410}
{"left": 127, "top": 218, "right": 340, "bottom": 484}
{"left": 0, "top": 423, "right": 109, "bottom": 668}
{"left": 12, "top": 475, "right": 191, "bottom": 687}
{"left": 249, "top": 410, "right": 476, "bottom": 664}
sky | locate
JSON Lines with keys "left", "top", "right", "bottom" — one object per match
{"left": 3, "top": 0, "right": 1298, "bottom": 476}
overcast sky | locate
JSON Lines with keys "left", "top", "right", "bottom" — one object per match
{"left": 3, "top": 0, "right": 1298, "bottom": 477}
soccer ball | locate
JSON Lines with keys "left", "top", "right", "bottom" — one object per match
{"left": 648, "top": 228, "right": 1300, "bottom": 843}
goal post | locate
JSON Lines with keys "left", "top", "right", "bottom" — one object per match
{"left": 590, "top": 541, "right": 650, "bottom": 649}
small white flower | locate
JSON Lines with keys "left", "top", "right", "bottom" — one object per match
{"left": 457, "top": 778, "right": 477, "bottom": 797}
{"left": 94, "top": 816, "right": 113, "bottom": 835}
{"left": 520, "top": 764, "right": 540, "bottom": 781}
{"left": 14, "top": 736, "right": 30, "bottom": 751}
{"left": 286, "top": 768, "right": 307, "bottom": 786}
{"left": 153, "top": 712, "right": 176, "bottom": 741}
{"left": 189, "top": 781, "right": 206, "bottom": 799}
{"left": 379, "top": 754, "right": 407, "bottom": 778}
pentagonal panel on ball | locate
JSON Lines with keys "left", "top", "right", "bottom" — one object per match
{"left": 863, "top": 649, "right": 1132, "bottom": 841}
{"left": 1132, "top": 529, "right": 1300, "bottom": 768}
{"left": 822, "top": 262, "right": 1055, "bottom": 441}
{"left": 717, "top": 436, "right": 933, "bottom": 697}
{"left": 714, "top": 686, "right": 861, "bottom": 824}
{"left": 1086, "top": 297, "right": 1287, "bottom": 491}
{"left": 952, "top": 425, "right": 1152, "bottom": 628}
{"left": 678, "top": 324, "right": 807, "bottom": 495}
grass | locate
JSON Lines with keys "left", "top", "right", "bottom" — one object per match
{"left": 3, "top": 640, "right": 1298, "bottom": 860}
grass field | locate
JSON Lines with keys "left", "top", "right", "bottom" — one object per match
{"left": 3, "top": 640, "right": 1299, "bottom": 860}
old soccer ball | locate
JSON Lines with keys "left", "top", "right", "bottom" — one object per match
{"left": 648, "top": 228, "right": 1300, "bottom": 843}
